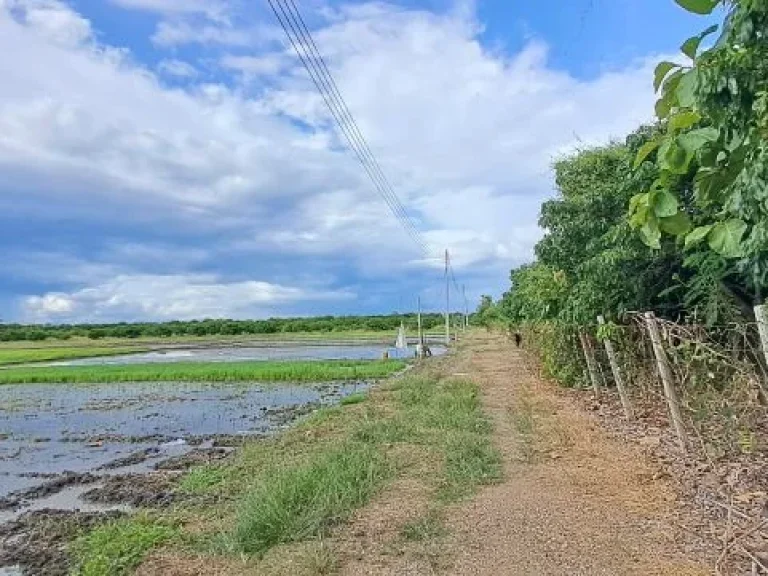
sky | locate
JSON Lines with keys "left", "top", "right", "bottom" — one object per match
{"left": 0, "top": 0, "right": 713, "bottom": 324}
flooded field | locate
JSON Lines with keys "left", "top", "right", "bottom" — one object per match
{"left": 0, "top": 379, "right": 367, "bottom": 514}
{"left": 42, "top": 343, "right": 445, "bottom": 366}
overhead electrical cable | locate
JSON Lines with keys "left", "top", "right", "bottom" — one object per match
{"left": 266, "top": 0, "right": 430, "bottom": 255}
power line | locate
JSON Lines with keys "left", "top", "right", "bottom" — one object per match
{"left": 266, "top": 0, "right": 430, "bottom": 255}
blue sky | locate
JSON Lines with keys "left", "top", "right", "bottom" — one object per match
{"left": 0, "top": 0, "right": 715, "bottom": 323}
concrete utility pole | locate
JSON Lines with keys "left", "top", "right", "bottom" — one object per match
{"left": 417, "top": 296, "right": 424, "bottom": 355}
{"left": 445, "top": 249, "right": 450, "bottom": 345}
{"left": 462, "top": 284, "right": 468, "bottom": 330}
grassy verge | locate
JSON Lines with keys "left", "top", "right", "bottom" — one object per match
{"left": 70, "top": 514, "right": 178, "bottom": 576}
{"left": 0, "top": 346, "right": 146, "bottom": 367}
{"left": 70, "top": 354, "right": 501, "bottom": 574}
{"left": 0, "top": 359, "right": 406, "bottom": 385}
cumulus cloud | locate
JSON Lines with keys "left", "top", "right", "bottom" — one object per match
{"left": 22, "top": 274, "right": 354, "bottom": 322}
{"left": 0, "top": 0, "right": 661, "bottom": 321}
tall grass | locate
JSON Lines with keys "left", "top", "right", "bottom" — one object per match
{"left": 232, "top": 442, "right": 390, "bottom": 555}
{"left": 0, "top": 346, "right": 143, "bottom": 367}
{"left": 70, "top": 515, "right": 178, "bottom": 576}
{"left": 0, "top": 359, "right": 406, "bottom": 385}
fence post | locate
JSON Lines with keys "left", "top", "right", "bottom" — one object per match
{"left": 644, "top": 312, "right": 687, "bottom": 451}
{"left": 755, "top": 304, "right": 768, "bottom": 368}
{"left": 579, "top": 331, "right": 602, "bottom": 395}
{"left": 597, "top": 315, "right": 634, "bottom": 420}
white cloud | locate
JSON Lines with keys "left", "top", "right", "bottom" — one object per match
{"left": 108, "top": 0, "right": 229, "bottom": 22}
{"left": 4, "top": 0, "right": 92, "bottom": 46}
{"left": 157, "top": 58, "right": 198, "bottom": 77}
{"left": 0, "top": 0, "right": 662, "bottom": 321}
{"left": 220, "top": 53, "right": 288, "bottom": 77}
{"left": 22, "top": 274, "right": 354, "bottom": 322}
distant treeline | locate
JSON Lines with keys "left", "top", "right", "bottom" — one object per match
{"left": 0, "top": 314, "right": 451, "bottom": 342}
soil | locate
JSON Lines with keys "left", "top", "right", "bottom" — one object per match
{"left": 0, "top": 472, "right": 100, "bottom": 511}
{"left": 153, "top": 447, "right": 233, "bottom": 471}
{"left": 0, "top": 508, "right": 125, "bottom": 576}
{"left": 82, "top": 473, "right": 179, "bottom": 508}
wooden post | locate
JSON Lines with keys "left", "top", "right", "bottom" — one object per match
{"left": 579, "top": 331, "right": 601, "bottom": 395}
{"left": 597, "top": 315, "right": 634, "bottom": 420}
{"left": 755, "top": 304, "right": 768, "bottom": 368}
{"left": 645, "top": 312, "right": 687, "bottom": 451}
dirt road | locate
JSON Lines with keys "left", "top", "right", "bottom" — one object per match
{"left": 336, "top": 332, "right": 710, "bottom": 576}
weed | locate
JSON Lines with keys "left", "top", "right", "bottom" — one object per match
{"left": 399, "top": 510, "right": 446, "bottom": 542}
{"left": 232, "top": 442, "right": 390, "bottom": 555}
{"left": 70, "top": 514, "right": 177, "bottom": 576}
{"left": 439, "top": 431, "right": 503, "bottom": 502}
{"left": 339, "top": 392, "right": 367, "bottom": 406}
{"left": 179, "top": 466, "right": 228, "bottom": 494}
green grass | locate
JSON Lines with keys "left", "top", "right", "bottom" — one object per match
{"left": 0, "top": 359, "right": 406, "bottom": 384}
{"left": 232, "top": 442, "right": 390, "bottom": 555}
{"left": 70, "top": 515, "right": 178, "bottom": 576}
{"left": 339, "top": 392, "right": 367, "bottom": 406}
{"left": 0, "top": 346, "right": 145, "bottom": 367}
{"left": 399, "top": 510, "right": 447, "bottom": 542}
{"left": 72, "top": 358, "right": 500, "bottom": 568}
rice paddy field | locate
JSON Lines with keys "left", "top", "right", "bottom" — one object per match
{"left": 0, "top": 346, "right": 147, "bottom": 367}
{"left": 0, "top": 330, "right": 447, "bottom": 575}
{"left": 0, "top": 359, "right": 406, "bottom": 384}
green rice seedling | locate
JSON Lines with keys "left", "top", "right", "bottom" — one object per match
{"left": 0, "top": 359, "right": 406, "bottom": 385}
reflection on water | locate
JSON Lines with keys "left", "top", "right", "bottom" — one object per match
{"left": 45, "top": 344, "right": 445, "bottom": 366}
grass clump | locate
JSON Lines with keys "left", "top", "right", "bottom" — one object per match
{"left": 232, "top": 442, "right": 389, "bottom": 555}
{"left": 339, "top": 392, "right": 367, "bottom": 406}
{"left": 0, "top": 346, "right": 143, "bottom": 367}
{"left": 179, "top": 465, "right": 229, "bottom": 494}
{"left": 70, "top": 515, "right": 177, "bottom": 576}
{"left": 0, "top": 359, "right": 406, "bottom": 385}
{"left": 399, "top": 510, "right": 446, "bottom": 542}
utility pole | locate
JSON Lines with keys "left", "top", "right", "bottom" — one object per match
{"left": 417, "top": 296, "right": 424, "bottom": 357}
{"left": 445, "top": 249, "right": 450, "bottom": 345}
{"left": 462, "top": 284, "right": 468, "bottom": 330}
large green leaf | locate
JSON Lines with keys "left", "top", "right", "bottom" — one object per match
{"left": 660, "top": 138, "right": 694, "bottom": 174}
{"left": 684, "top": 224, "right": 714, "bottom": 248}
{"left": 659, "top": 211, "right": 692, "bottom": 235}
{"left": 708, "top": 219, "right": 748, "bottom": 258}
{"left": 694, "top": 168, "right": 726, "bottom": 205}
{"left": 654, "top": 61, "right": 679, "bottom": 91}
{"left": 669, "top": 110, "right": 702, "bottom": 131}
{"left": 634, "top": 140, "right": 660, "bottom": 168}
{"left": 680, "top": 24, "right": 719, "bottom": 59}
{"left": 651, "top": 190, "right": 679, "bottom": 218}
{"left": 674, "top": 0, "right": 719, "bottom": 15}
{"left": 676, "top": 69, "right": 699, "bottom": 108}
{"left": 678, "top": 127, "right": 720, "bottom": 153}
{"left": 640, "top": 217, "right": 662, "bottom": 249}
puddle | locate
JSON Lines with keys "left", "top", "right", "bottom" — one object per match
{"left": 43, "top": 343, "right": 445, "bottom": 366}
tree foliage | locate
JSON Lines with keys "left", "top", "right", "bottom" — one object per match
{"left": 495, "top": 0, "right": 765, "bottom": 332}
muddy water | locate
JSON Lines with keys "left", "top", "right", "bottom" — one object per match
{"left": 0, "top": 380, "right": 367, "bottom": 500}
{"left": 43, "top": 343, "right": 444, "bottom": 366}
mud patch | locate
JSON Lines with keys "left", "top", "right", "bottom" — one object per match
{"left": 0, "top": 472, "right": 99, "bottom": 511}
{"left": 82, "top": 473, "right": 178, "bottom": 508}
{"left": 154, "top": 447, "right": 233, "bottom": 471}
{"left": 0, "top": 509, "right": 124, "bottom": 576}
